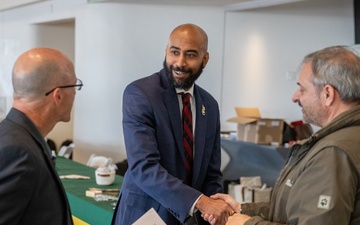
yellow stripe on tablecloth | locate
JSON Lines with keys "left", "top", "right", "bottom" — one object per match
{"left": 72, "top": 215, "right": 90, "bottom": 225}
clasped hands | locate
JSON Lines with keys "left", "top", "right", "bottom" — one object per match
{"left": 197, "top": 193, "right": 251, "bottom": 225}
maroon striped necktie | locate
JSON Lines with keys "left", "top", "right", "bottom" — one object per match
{"left": 180, "top": 92, "right": 193, "bottom": 185}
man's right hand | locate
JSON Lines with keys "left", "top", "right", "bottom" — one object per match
{"left": 210, "top": 193, "right": 241, "bottom": 213}
{"left": 195, "top": 195, "right": 234, "bottom": 225}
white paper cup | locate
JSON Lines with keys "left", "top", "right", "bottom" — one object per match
{"left": 95, "top": 171, "right": 115, "bottom": 185}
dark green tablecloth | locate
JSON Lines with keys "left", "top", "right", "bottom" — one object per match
{"left": 56, "top": 157, "right": 123, "bottom": 225}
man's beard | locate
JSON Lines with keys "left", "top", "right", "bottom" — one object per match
{"left": 163, "top": 59, "right": 203, "bottom": 90}
{"left": 298, "top": 100, "right": 322, "bottom": 127}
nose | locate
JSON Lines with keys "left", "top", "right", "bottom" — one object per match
{"left": 176, "top": 54, "right": 187, "bottom": 67}
{"left": 292, "top": 88, "right": 300, "bottom": 103}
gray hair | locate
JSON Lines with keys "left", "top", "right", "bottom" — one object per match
{"left": 302, "top": 46, "right": 360, "bottom": 104}
{"left": 12, "top": 61, "right": 61, "bottom": 98}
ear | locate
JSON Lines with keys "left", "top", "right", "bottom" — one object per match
{"left": 51, "top": 88, "right": 63, "bottom": 107}
{"left": 202, "top": 52, "right": 209, "bottom": 68}
{"left": 323, "top": 84, "right": 336, "bottom": 107}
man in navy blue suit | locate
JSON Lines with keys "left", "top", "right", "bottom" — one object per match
{"left": 112, "top": 23, "right": 233, "bottom": 225}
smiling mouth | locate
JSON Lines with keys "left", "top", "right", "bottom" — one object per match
{"left": 173, "top": 70, "right": 188, "bottom": 79}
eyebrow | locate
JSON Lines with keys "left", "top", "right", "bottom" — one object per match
{"left": 297, "top": 82, "right": 307, "bottom": 91}
{"left": 169, "top": 46, "right": 199, "bottom": 54}
{"left": 170, "top": 46, "right": 180, "bottom": 50}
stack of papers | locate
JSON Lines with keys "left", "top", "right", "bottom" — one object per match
{"left": 59, "top": 174, "right": 91, "bottom": 179}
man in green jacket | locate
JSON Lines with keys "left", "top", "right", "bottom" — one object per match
{"left": 203, "top": 45, "right": 360, "bottom": 225}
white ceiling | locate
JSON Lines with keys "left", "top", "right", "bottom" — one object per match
{"left": 0, "top": 0, "right": 307, "bottom": 12}
{"left": 0, "top": 0, "right": 46, "bottom": 11}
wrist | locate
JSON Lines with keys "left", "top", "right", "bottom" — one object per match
{"left": 237, "top": 203, "right": 241, "bottom": 214}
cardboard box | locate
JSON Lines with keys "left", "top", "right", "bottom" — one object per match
{"left": 227, "top": 107, "right": 285, "bottom": 145}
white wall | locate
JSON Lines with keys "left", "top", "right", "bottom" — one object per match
{"left": 221, "top": 0, "right": 354, "bottom": 131}
{"left": 0, "top": 0, "right": 354, "bottom": 164}
{"left": 34, "top": 21, "right": 75, "bottom": 150}
{"left": 74, "top": 3, "right": 225, "bottom": 163}
{"left": 0, "top": 0, "right": 87, "bottom": 154}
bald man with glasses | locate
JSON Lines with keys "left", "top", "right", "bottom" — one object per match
{"left": 0, "top": 48, "right": 82, "bottom": 225}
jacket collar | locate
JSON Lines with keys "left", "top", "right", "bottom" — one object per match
{"left": 288, "top": 105, "right": 360, "bottom": 165}
{"left": 6, "top": 108, "right": 54, "bottom": 166}
{"left": 307, "top": 104, "right": 360, "bottom": 145}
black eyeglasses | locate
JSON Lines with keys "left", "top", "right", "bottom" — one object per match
{"left": 45, "top": 78, "right": 83, "bottom": 96}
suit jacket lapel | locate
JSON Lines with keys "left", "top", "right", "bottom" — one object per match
{"left": 160, "top": 72, "right": 186, "bottom": 164}
{"left": 192, "top": 86, "right": 207, "bottom": 185}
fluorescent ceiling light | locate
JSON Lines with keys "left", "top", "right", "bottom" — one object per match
{"left": 225, "top": 0, "right": 308, "bottom": 11}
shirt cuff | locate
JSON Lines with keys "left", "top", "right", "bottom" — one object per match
{"left": 189, "top": 194, "right": 203, "bottom": 216}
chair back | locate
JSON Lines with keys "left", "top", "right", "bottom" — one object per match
{"left": 86, "top": 154, "right": 112, "bottom": 168}
{"left": 58, "top": 143, "right": 75, "bottom": 159}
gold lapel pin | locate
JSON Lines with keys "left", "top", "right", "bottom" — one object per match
{"left": 202, "top": 105, "right": 205, "bottom": 116}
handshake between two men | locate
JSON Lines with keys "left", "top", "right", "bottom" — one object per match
{"left": 196, "top": 193, "right": 250, "bottom": 225}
